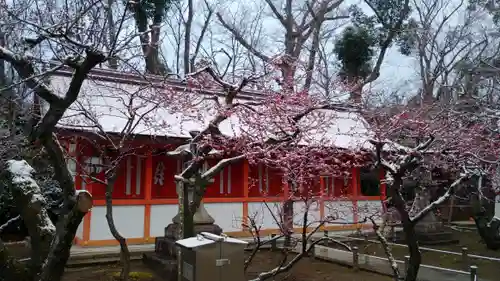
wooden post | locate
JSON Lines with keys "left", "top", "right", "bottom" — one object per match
{"left": 448, "top": 197, "right": 455, "bottom": 225}
{"left": 404, "top": 255, "right": 410, "bottom": 276}
{"left": 462, "top": 247, "right": 469, "bottom": 270}
{"left": 363, "top": 235, "right": 368, "bottom": 254}
{"left": 352, "top": 246, "right": 359, "bottom": 271}
{"left": 470, "top": 265, "right": 477, "bottom": 281}
{"left": 390, "top": 225, "right": 396, "bottom": 242}
{"left": 324, "top": 230, "right": 329, "bottom": 246}
{"left": 271, "top": 233, "right": 277, "bottom": 251}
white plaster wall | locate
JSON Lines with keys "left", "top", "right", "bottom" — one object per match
{"left": 90, "top": 206, "right": 145, "bottom": 240}
{"left": 76, "top": 217, "right": 84, "bottom": 239}
{"left": 248, "top": 202, "right": 282, "bottom": 229}
{"left": 150, "top": 204, "right": 178, "bottom": 237}
{"left": 323, "top": 200, "right": 354, "bottom": 225}
{"left": 357, "top": 200, "right": 383, "bottom": 223}
{"left": 205, "top": 203, "right": 243, "bottom": 232}
{"left": 293, "top": 201, "right": 321, "bottom": 227}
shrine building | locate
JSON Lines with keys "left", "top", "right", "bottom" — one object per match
{"left": 44, "top": 67, "right": 386, "bottom": 247}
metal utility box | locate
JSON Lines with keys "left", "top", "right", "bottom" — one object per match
{"left": 175, "top": 232, "right": 248, "bottom": 281}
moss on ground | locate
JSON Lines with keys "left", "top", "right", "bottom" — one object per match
{"left": 109, "top": 271, "right": 154, "bottom": 280}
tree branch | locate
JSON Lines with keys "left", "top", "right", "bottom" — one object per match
{"left": 361, "top": 0, "right": 410, "bottom": 87}
{"left": 370, "top": 217, "right": 400, "bottom": 281}
{"left": 263, "top": 0, "right": 288, "bottom": 27}
{"left": 410, "top": 175, "right": 468, "bottom": 225}
{"left": 0, "top": 215, "right": 21, "bottom": 234}
{"left": 1, "top": 45, "right": 105, "bottom": 202}
{"left": 216, "top": 13, "right": 270, "bottom": 62}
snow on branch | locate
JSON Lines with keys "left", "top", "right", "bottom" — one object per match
{"left": 369, "top": 217, "right": 401, "bottom": 280}
{"left": 6, "top": 159, "right": 56, "bottom": 243}
{"left": 7, "top": 160, "right": 48, "bottom": 213}
{"left": 409, "top": 175, "right": 468, "bottom": 225}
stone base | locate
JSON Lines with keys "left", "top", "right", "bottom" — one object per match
{"left": 142, "top": 253, "right": 177, "bottom": 280}
{"left": 164, "top": 222, "right": 223, "bottom": 240}
{"left": 144, "top": 222, "right": 223, "bottom": 276}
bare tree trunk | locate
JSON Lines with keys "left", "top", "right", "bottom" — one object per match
{"left": 471, "top": 192, "right": 500, "bottom": 250}
{"left": 106, "top": 0, "right": 118, "bottom": 69}
{"left": 105, "top": 177, "right": 130, "bottom": 281}
{"left": 401, "top": 222, "right": 421, "bottom": 281}
{"left": 39, "top": 192, "right": 92, "bottom": 281}
{"left": 183, "top": 0, "right": 193, "bottom": 75}
{"left": 0, "top": 30, "right": 16, "bottom": 137}
{"left": 283, "top": 180, "right": 295, "bottom": 247}
{"left": 133, "top": 2, "right": 168, "bottom": 75}
{"left": 283, "top": 199, "right": 293, "bottom": 247}
{"left": 391, "top": 176, "right": 422, "bottom": 281}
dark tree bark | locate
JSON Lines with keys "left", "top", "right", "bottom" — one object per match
{"left": 132, "top": 1, "right": 168, "bottom": 75}
{"left": 372, "top": 138, "right": 469, "bottom": 281}
{"left": 105, "top": 175, "right": 131, "bottom": 281}
{"left": 471, "top": 193, "right": 500, "bottom": 250}
{"left": 0, "top": 41, "right": 104, "bottom": 281}
{"left": 38, "top": 192, "right": 92, "bottom": 281}
{"left": 105, "top": 0, "right": 118, "bottom": 69}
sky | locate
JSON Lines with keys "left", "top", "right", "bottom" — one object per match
{"left": 3, "top": 0, "right": 497, "bottom": 99}
{"left": 206, "top": 0, "right": 498, "bottom": 98}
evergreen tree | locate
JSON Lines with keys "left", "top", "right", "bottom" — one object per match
{"left": 333, "top": 1, "right": 412, "bottom": 83}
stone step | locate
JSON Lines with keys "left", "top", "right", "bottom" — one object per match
{"left": 67, "top": 250, "right": 145, "bottom": 267}
{"left": 142, "top": 253, "right": 177, "bottom": 280}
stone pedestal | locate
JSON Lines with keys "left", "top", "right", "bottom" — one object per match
{"left": 144, "top": 152, "right": 223, "bottom": 274}
{"left": 145, "top": 189, "right": 223, "bottom": 269}
{"left": 161, "top": 200, "right": 222, "bottom": 257}
{"left": 407, "top": 189, "right": 457, "bottom": 245}
{"left": 144, "top": 201, "right": 223, "bottom": 276}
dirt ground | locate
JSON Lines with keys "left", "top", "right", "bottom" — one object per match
{"left": 327, "top": 229, "right": 500, "bottom": 280}
{"left": 62, "top": 251, "right": 391, "bottom": 281}
{"left": 245, "top": 250, "right": 391, "bottom": 281}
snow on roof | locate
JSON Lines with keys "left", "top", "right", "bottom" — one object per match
{"left": 295, "top": 109, "right": 373, "bottom": 149}
{"left": 47, "top": 70, "right": 374, "bottom": 150}
{"left": 48, "top": 71, "right": 246, "bottom": 139}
